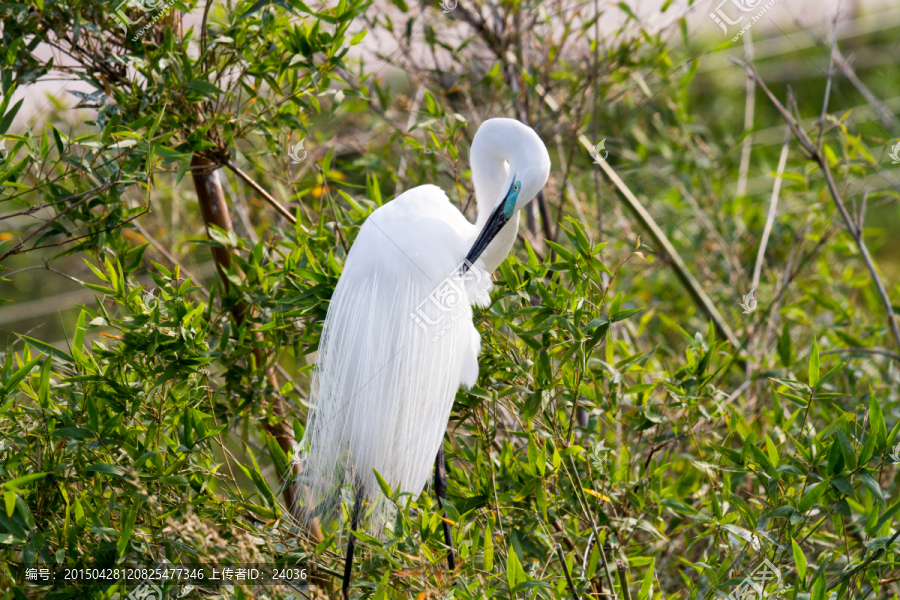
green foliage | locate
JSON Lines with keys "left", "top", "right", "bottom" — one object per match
{"left": 2, "top": 0, "right": 900, "bottom": 598}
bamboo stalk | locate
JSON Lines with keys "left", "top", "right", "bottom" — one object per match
{"left": 557, "top": 544, "right": 580, "bottom": 600}
{"left": 580, "top": 133, "right": 740, "bottom": 348}
{"left": 750, "top": 122, "right": 791, "bottom": 292}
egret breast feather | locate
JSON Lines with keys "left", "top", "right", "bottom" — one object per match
{"left": 299, "top": 184, "right": 490, "bottom": 532}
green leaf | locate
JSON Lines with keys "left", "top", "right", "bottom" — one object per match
{"left": 483, "top": 519, "right": 493, "bottom": 571}
{"left": 38, "top": 358, "right": 51, "bottom": 408}
{"left": 874, "top": 499, "right": 900, "bottom": 533}
{"left": 73, "top": 310, "right": 87, "bottom": 359}
{"left": 869, "top": 388, "right": 887, "bottom": 450}
{"left": 858, "top": 470, "right": 885, "bottom": 505}
{"left": 811, "top": 573, "right": 825, "bottom": 600}
{"left": 764, "top": 435, "right": 779, "bottom": 466}
{"left": 2, "top": 473, "right": 47, "bottom": 490}
{"left": 617, "top": 1, "right": 636, "bottom": 20}
{"left": 506, "top": 544, "right": 527, "bottom": 590}
{"left": 21, "top": 336, "right": 73, "bottom": 363}
{"left": 792, "top": 538, "right": 807, "bottom": 584}
{"left": 188, "top": 80, "right": 226, "bottom": 96}
{"left": 3, "top": 492, "right": 14, "bottom": 518}
{"left": 835, "top": 430, "right": 858, "bottom": 471}
{"left": 84, "top": 464, "right": 127, "bottom": 478}
{"left": 638, "top": 557, "right": 655, "bottom": 600}
{"left": 798, "top": 481, "right": 827, "bottom": 512}
{"left": 117, "top": 501, "right": 139, "bottom": 557}
{"left": 2, "top": 355, "right": 42, "bottom": 395}
{"left": 808, "top": 338, "right": 819, "bottom": 387}
{"left": 0, "top": 99, "right": 23, "bottom": 135}
{"left": 52, "top": 427, "right": 94, "bottom": 440}
{"left": 777, "top": 323, "right": 792, "bottom": 367}
{"left": 373, "top": 468, "right": 393, "bottom": 500}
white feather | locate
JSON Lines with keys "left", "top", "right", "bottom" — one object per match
{"left": 294, "top": 118, "right": 551, "bottom": 535}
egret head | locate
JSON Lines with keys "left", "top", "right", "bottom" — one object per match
{"left": 466, "top": 119, "right": 550, "bottom": 270}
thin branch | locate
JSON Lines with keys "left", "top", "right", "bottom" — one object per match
{"left": 556, "top": 543, "right": 580, "bottom": 600}
{"left": 817, "top": 1, "right": 841, "bottom": 151}
{"left": 829, "top": 527, "right": 900, "bottom": 590}
{"left": 820, "top": 348, "right": 900, "bottom": 362}
{"left": 736, "top": 30, "right": 755, "bottom": 199}
{"left": 0, "top": 183, "right": 116, "bottom": 264}
{"left": 585, "top": 132, "right": 740, "bottom": 348}
{"left": 27, "top": 208, "right": 149, "bottom": 253}
{"left": 225, "top": 161, "right": 299, "bottom": 226}
{"left": 132, "top": 221, "right": 210, "bottom": 298}
{"left": 751, "top": 122, "right": 791, "bottom": 292}
{"left": 535, "top": 93, "right": 740, "bottom": 348}
{"left": 833, "top": 48, "right": 900, "bottom": 136}
{"left": 0, "top": 263, "right": 86, "bottom": 286}
{"left": 731, "top": 57, "right": 900, "bottom": 354}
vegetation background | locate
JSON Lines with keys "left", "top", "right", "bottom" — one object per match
{"left": 1, "top": 0, "right": 900, "bottom": 598}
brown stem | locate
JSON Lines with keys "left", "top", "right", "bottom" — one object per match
{"left": 190, "top": 155, "right": 324, "bottom": 543}
{"left": 616, "top": 560, "right": 631, "bottom": 600}
{"left": 225, "top": 161, "right": 299, "bottom": 226}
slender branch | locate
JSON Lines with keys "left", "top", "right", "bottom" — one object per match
{"left": 751, "top": 122, "right": 791, "bottom": 292}
{"left": 0, "top": 263, "right": 86, "bottom": 286}
{"left": 132, "top": 221, "right": 210, "bottom": 298}
{"left": 736, "top": 30, "right": 755, "bottom": 199}
{"left": 832, "top": 48, "right": 900, "bottom": 136}
{"left": 27, "top": 208, "right": 149, "bottom": 253}
{"left": 583, "top": 132, "right": 740, "bottom": 348}
{"left": 0, "top": 183, "right": 116, "bottom": 264}
{"left": 730, "top": 57, "right": 900, "bottom": 354}
{"left": 820, "top": 348, "right": 900, "bottom": 362}
{"left": 828, "top": 527, "right": 900, "bottom": 591}
{"left": 817, "top": 1, "right": 841, "bottom": 151}
{"left": 556, "top": 543, "right": 580, "bottom": 600}
{"left": 225, "top": 161, "right": 299, "bottom": 226}
{"left": 616, "top": 560, "right": 632, "bottom": 600}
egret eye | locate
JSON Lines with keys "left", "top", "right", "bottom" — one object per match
{"left": 513, "top": 183, "right": 519, "bottom": 191}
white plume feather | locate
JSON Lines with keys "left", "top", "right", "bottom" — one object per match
{"left": 295, "top": 185, "right": 491, "bottom": 535}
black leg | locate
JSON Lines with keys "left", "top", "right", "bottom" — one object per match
{"left": 341, "top": 486, "right": 364, "bottom": 600}
{"left": 434, "top": 445, "right": 456, "bottom": 571}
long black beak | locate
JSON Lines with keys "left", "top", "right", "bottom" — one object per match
{"left": 463, "top": 203, "right": 510, "bottom": 273}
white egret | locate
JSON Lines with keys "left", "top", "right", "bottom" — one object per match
{"left": 296, "top": 118, "right": 550, "bottom": 598}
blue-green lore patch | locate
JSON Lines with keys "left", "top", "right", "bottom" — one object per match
{"left": 503, "top": 180, "right": 521, "bottom": 219}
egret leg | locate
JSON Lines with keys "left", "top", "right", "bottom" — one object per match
{"left": 434, "top": 445, "right": 456, "bottom": 571}
{"left": 341, "top": 486, "right": 364, "bottom": 600}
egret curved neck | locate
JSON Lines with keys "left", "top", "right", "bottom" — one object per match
{"left": 477, "top": 211, "right": 519, "bottom": 273}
